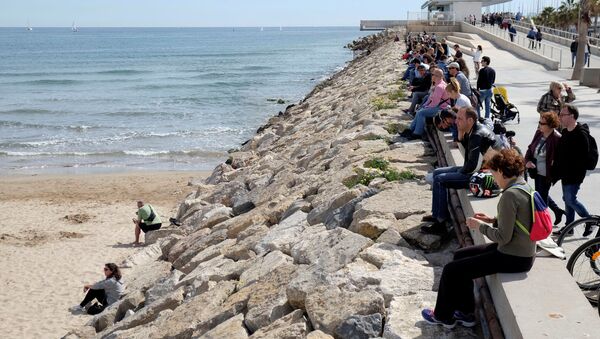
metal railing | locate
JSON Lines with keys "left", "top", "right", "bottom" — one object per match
{"left": 511, "top": 20, "right": 600, "bottom": 48}
{"left": 467, "top": 22, "right": 571, "bottom": 68}
{"left": 406, "top": 11, "right": 456, "bottom": 25}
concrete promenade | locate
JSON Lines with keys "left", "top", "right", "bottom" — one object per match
{"left": 458, "top": 34, "right": 600, "bottom": 222}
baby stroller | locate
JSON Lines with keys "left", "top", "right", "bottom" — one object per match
{"left": 491, "top": 86, "right": 520, "bottom": 123}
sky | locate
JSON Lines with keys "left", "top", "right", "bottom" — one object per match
{"left": 2, "top": 0, "right": 426, "bottom": 27}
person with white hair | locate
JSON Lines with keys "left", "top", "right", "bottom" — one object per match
{"left": 131, "top": 200, "right": 162, "bottom": 245}
{"left": 536, "top": 81, "right": 575, "bottom": 114}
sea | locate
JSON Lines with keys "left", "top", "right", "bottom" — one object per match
{"left": 0, "top": 27, "right": 366, "bottom": 174}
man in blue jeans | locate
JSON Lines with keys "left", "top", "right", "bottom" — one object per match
{"left": 476, "top": 56, "right": 495, "bottom": 119}
{"left": 553, "top": 104, "right": 594, "bottom": 236}
{"left": 422, "top": 107, "right": 501, "bottom": 234}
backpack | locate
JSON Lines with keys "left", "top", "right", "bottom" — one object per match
{"left": 582, "top": 124, "right": 598, "bottom": 170}
{"left": 511, "top": 184, "right": 552, "bottom": 241}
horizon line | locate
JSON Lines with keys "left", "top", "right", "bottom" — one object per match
{"left": 1, "top": 25, "right": 361, "bottom": 29}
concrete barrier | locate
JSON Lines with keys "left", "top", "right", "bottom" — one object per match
{"left": 581, "top": 68, "right": 600, "bottom": 88}
{"left": 438, "top": 130, "right": 600, "bottom": 338}
{"left": 460, "top": 22, "right": 559, "bottom": 70}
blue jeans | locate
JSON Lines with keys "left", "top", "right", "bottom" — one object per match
{"left": 402, "top": 66, "right": 415, "bottom": 81}
{"left": 562, "top": 183, "right": 590, "bottom": 225}
{"left": 432, "top": 166, "right": 471, "bottom": 221}
{"left": 571, "top": 52, "right": 577, "bottom": 67}
{"left": 479, "top": 89, "right": 493, "bottom": 119}
{"left": 408, "top": 91, "right": 428, "bottom": 113}
{"left": 410, "top": 106, "right": 441, "bottom": 136}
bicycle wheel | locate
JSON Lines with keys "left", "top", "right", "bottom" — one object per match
{"left": 566, "top": 237, "right": 600, "bottom": 306}
{"left": 555, "top": 216, "right": 600, "bottom": 260}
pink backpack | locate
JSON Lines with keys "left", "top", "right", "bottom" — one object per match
{"left": 511, "top": 184, "right": 553, "bottom": 241}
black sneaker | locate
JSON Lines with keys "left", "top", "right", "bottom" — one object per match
{"left": 405, "top": 133, "right": 422, "bottom": 141}
{"left": 421, "top": 214, "right": 437, "bottom": 222}
{"left": 552, "top": 227, "right": 573, "bottom": 236}
{"left": 453, "top": 310, "right": 477, "bottom": 328}
{"left": 582, "top": 223, "right": 596, "bottom": 237}
{"left": 400, "top": 128, "right": 413, "bottom": 137}
{"left": 421, "top": 221, "right": 448, "bottom": 235}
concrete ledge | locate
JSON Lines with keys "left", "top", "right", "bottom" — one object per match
{"left": 437, "top": 130, "right": 600, "bottom": 338}
{"left": 406, "top": 24, "right": 461, "bottom": 33}
{"left": 581, "top": 68, "right": 600, "bottom": 88}
{"left": 460, "top": 22, "right": 559, "bottom": 70}
{"left": 451, "top": 32, "right": 476, "bottom": 40}
{"left": 446, "top": 35, "right": 476, "bottom": 48}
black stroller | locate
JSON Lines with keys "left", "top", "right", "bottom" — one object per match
{"left": 490, "top": 85, "right": 520, "bottom": 123}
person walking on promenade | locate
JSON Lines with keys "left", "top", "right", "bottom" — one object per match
{"left": 536, "top": 81, "right": 575, "bottom": 115}
{"left": 420, "top": 107, "right": 501, "bottom": 235}
{"left": 508, "top": 25, "right": 517, "bottom": 42}
{"left": 524, "top": 112, "right": 565, "bottom": 225}
{"left": 70, "top": 263, "right": 125, "bottom": 315}
{"left": 401, "top": 69, "right": 449, "bottom": 141}
{"left": 472, "top": 45, "right": 482, "bottom": 76}
{"left": 477, "top": 56, "right": 495, "bottom": 119}
{"left": 527, "top": 27, "right": 536, "bottom": 49}
{"left": 584, "top": 40, "right": 591, "bottom": 67}
{"left": 553, "top": 104, "right": 594, "bottom": 235}
{"left": 535, "top": 30, "right": 543, "bottom": 49}
{"left": 132, "top": 200, "right": 162, "bottom": 245}
{"left": 421, "top": 149, "right": 535, "bottom": 328}
{"left": 570, "top": 38, "right": 578, "bottom": 68}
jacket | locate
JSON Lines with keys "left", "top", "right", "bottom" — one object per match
{"left": 536, "top": 90, "right": 576, "bottom": 114}
{"left": 525, "top": 129, "right": 561, "bottom": 181}
{"left": 411, "top": 73, "right": 432, "bottom": 92}
{"left": 459, "top": 122, "right": 501, "bottom": 174}
{"left": 479, "top": 178, "right": 536, "bottom": 257}
{"left": 477, "top": 67, "right": 495, "bottom": 90}
{"left": 424, "top": 80, "right": 449, "bottom": 109}
{"left": 454, "top": 71, "right": 472, "bottom": 96}
{"left": 552, "top": 123, "right": 590, "bottom": 185}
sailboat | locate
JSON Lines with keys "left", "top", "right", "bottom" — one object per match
{"left": 260, "top": 27, "right": 264, "bottom": 32}
{"left": 26, "top": 20, "right": 32, "bottom": 31}
{"left": 72, "top": 21, "right": 78, "bottom": 32}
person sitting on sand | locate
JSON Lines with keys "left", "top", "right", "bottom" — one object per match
{"left": 70, "top": 263, "right": 124, "bottom": 315}
{"left": 132, "top": 200, "right": 162, "bottom": 245}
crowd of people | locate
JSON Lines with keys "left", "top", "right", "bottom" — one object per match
{"left": 402, "top": 31, "right": 597, "bottom": 329}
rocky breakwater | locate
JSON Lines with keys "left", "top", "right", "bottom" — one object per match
{"left": 64, "top": 29, "right": 479, "bottom": 339}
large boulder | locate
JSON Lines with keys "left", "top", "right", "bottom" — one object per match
{"left": 305, "top": 286, "right": 385, "bottom": 336}
{"left": 248, "top": 309, "right": 309, "bottom": 339}
{"left": 290, "top": 226, "right": 373, "bottom": 272}
{"left": 239, "top": 250, "right": 293, "bottom": 288}
{"left": 195, "top": 313, "right": 248, "bottom": 339}
{"left": 253, "top": 210, "right": 308, "bottom": 256}
{"left": 335, "top": 313, "right": 383, "bottom": 339}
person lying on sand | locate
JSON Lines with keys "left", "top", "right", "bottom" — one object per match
{"left": 70, "top": 263, "right": 124, "bottom": 315}
{"left": 132, "top": 200, "right": 162, "bottom": 246}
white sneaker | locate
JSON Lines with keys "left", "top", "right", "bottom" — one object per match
{"left": 69, "top": 304, "right": 85, "bottom": 314}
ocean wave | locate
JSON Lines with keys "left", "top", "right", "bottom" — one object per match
{"left": 0, "top": 149, "right": 225, "bottom": 158}
{"left": 0, "top": 69, "right": 151, "bottom": 77}
{"left": 0, "top": 120, "right": 99, "bottom": 131}
{"left": 13, "top": 79, "right": 81, "bottom": 85}
{"left": 0, "top": 108, "right": 55, "bottom": 115}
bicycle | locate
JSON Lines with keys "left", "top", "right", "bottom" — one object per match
{"left": 553, "top": 215, "right": 600, "bottom": 260}
{"left": 566, "top": 236, "right": 600, "bottom": 306}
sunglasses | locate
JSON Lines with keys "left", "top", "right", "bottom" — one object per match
{"left": 538, "top": 121, "right": 548, "bottom": 126}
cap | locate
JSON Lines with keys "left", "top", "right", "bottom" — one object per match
{"left": 448, "top": 62, "right": 460, "bottom": 69}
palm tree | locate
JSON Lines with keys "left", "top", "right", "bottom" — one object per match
{"left": 537, "top": 7, "right": 556, "bottom": 26}
{"left": 562, "top": 0, "right": 577, "bottom": 10}
{"left": 572, "top": 0, "right": 591, "bottom": 80}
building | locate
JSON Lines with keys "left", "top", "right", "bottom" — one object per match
{"left": 421, "top": 0, "right": 511, "bottom": 22}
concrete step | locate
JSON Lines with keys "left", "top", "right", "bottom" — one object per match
{"left": 451, "top": 32, "right": 476, "bottom": 40}
{"left": 446, "top": 35, "right": 477, "bottom": 49}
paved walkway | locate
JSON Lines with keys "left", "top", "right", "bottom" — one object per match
{"left": 459, "top": 34, "right": 600, "bottom": 234}
{"left": 474, "top": 23, "right": 600, "bottom": 69}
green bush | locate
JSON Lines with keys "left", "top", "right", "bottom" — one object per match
{"left": 383, "top": 169, "right": 417, "bottom": 181}
{"left": 387, "top": 87, "right": 406, "bottom": 101}
{"left": 385, "top": 122, "right": 400, "bottom": 135}
{"left": 371, "top": 97, "right": 397, "bottom": 110}
{"left": 343, "top": 170, "right": 380, "bottom": 188}
{"left": 364, "top": 158, "right": 389, "bottom": 171}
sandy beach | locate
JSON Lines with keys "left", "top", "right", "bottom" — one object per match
{"left": 0, "top": 170, "right": 208, "bottom": 338}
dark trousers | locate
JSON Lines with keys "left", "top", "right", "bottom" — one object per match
{"left": 433, "top": 243, "right": 534, "bottom": 321}
{"left": 80, "top": 288, "right": 107, "bottom": 307}
{"left": 534, "top": 175, "right": 562, "bottom": 216}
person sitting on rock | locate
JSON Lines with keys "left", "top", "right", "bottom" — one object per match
{"left": 400, "top": 68, "right": 449, "bottom": 141}
{"left": 70, "top": 263, "right": 125, "bottom": 315}
{"left": 404, "top": 65, "right": 432, "bottom": 115}
{"left": 421, "top": 149, "right": 535, "bottom": 329}
{"left": 421, "top": 107, "right": 502, "bottom": 235}
{"left": 132, "top": 200, "right": 162, "bottom": 246}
